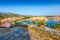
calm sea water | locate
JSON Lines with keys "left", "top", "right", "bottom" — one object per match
{"left": 46, "top": 20, "right": 57, "bottom": 28}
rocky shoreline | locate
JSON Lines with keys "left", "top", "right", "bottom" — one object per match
{"left": 32, "top": 26, "right": 60, "bottom": 36}
{"left": 28, "top": 26, "right": 60, "bottom": 40}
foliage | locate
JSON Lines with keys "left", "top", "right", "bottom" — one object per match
{"left": 23, "top": 16, "right": 30, "bottom": 19}
{"left": 14, "top": 21, "right": 20, "bottom": 26}
{"left": 37, "top": 20, "right": 45, "bottom": 27}
{"left": 10, "top": 20, "right": 20, "bottom": 26}
{"left": 53, "top": 24, "right": 60, "bottom": 30}
{"left": 53, "top": 21, "right": 60, "bottom": 30}
{"left": 0, "top": 13, "right": 21, "bottom": 19}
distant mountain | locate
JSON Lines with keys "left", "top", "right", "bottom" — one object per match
{"left": 0, "top": 13, "right": 23, "bottom": 19}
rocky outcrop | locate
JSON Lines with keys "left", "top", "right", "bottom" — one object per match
{"left": 28, "top": 27, "right": 60, "bottom": 40}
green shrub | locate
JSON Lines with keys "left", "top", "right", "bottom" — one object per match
{"left": 53, "top": 24, "right": 60, "bottom": 30}
{"left": 38, "top": 20, "right": 45, "bottom": 27}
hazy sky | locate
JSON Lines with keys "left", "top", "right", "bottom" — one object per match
{"left": 0, "top": 0, "right": 60, "bottom": 16}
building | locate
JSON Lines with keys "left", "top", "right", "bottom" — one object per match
{"left": 0, "top": 21, "right": 11, "bottom": 27}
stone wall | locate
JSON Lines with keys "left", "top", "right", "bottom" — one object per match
{"left": 28, "top": 27, "right": 60, "bottom": 40}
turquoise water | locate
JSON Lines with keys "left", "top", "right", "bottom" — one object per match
{"left": 19, "top": 20, "right": 60, "bottom": 29}
{"left": 19, "top": 20, "right": 38, "bottom": 25}
{"left": 19, "top": 20, "right": 58, "bottom": 28}
{"left": 45, "top": 20, "right": 57, "bottom": 28}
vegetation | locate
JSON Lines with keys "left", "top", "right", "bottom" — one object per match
{"left": 0, "top": 13, "right": 60, "bottom": 30}
{"left": 54, "top": 22, "right": 60, "bottom": 30}
{"left": 53, "top": 24, "right": 60, "bottom": 30}
{"left": 37, "top": 20, "right": 45, "bottom": 27}
{"left": 10, "top": 20, "right": 20, "bottom": 27}
{"left": 0, "top": 13, "right": 22, "bottom": 19}
{"left": 23, "top": 16, "right": 31, "bottom": 19}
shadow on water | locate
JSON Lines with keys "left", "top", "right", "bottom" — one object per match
{"left": 0, "top": 25, "right": 30, "bottom": 40}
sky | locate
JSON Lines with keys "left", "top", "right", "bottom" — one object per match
{"left": 0, "top": 0, "right": 60, "bottom": 16}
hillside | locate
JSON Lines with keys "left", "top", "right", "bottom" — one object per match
{"left": 0, "top": 13, "right": 23, "bottom": 18}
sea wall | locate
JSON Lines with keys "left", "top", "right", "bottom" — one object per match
{"left": 28, "top": 27, "right": 60, "bottom": 40}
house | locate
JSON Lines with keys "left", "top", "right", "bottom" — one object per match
{"left": 0, "top": 21, "right": 11, "bottom": 28}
